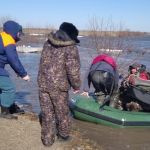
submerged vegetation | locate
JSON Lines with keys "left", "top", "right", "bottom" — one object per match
{"left": 85, "top": 17, "right": 149, "bottom": 76}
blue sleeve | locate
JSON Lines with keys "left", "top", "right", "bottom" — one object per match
{"left": 5, "top": 44, "right": 27, "bottom": 77}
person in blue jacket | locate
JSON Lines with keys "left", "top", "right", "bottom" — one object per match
{"left": 0, "top": 20, "right": 30, "bottom": 118}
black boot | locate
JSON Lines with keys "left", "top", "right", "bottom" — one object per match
{"left": 57, "top": 134, "right": 71, "bottom": 142}
{"left": 1, "top": 106, "right": 10, "bottom": 114}
{"left": 0, "top": 106, "right": 17, "bottom": 119}
{"left": 9, "top": 103, "right": 25, "bottom": 114}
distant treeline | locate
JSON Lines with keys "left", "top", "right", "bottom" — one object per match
{"left": 0, "top": 27, "right": 149, "bottom": 37}
{"left": 80, "top": 30, "right": 148, "bottom": 37}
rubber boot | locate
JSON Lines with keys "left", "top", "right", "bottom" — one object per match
{"left": 0, "top": 106, "right": 17, "bottom": 119}
{"left": 96, "top": 93, "right": 105, "bottom": 104}
{"left": 9, "top": 103, "right": 25, "bottom": 114}
{"left": 109, "top": 94, "right": 123, "bottom": 110}
{"left": 57, "top": 134, "right": 71, "bottom": 142}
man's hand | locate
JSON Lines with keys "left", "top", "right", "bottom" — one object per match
{"left": 81, "top": 91, "right": 89, "bottom": 97}
{"left": 73, "top": 89, "right": 80, "bottom": 94}
{"left": 22, "top": 75, "right": 30, "bottom": 81}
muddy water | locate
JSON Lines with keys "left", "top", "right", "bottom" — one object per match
{"left": 74, "top": 120, "right": 150, "bottom": 150}
{"left": 6, "top": 46, "right": 150, "bottom": 150}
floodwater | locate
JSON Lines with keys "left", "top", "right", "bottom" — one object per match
{"left": 6, "top": 36, "right": 150, "bottom": 150}
{"left": 74, "top": 120, "right": 150, "bottom": 150}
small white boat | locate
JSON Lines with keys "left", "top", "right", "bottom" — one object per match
{"left": 17, "top": 45, "right": 42, "bottom": 53}
{"left": 99, "top": 49, "right": 123, "bottom": 53}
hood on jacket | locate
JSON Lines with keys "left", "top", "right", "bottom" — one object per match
{"left": 3, "top": 20, "right": 24, "bottom": 41}
{"left": 92, "top": 54, "right": 117, "bottom": 69}
{"left": 48, "top": 30, "right": 76, "bottom": 47}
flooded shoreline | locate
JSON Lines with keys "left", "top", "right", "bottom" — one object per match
{"left": 75, "top": 120, "right": 150, "bottom": 150}
{"left": 6, "top": 43, "right": 150, "bottom": 149}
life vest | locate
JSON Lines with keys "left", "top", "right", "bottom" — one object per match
{"left": 0, "top": 32, "right": 16, "bottom": 47}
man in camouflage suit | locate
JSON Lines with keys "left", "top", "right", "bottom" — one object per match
{"left": 37, "top": 22, "right": 81, "bottom": 146}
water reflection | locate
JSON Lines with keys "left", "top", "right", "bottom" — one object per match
{"left": 6, "top": 53, "right": 40, "bottom": 112}
{"left": 75, "top": 119, "right": 150, "bottom": 150}
{"left": 15, "top": 91, "right": 30, "bottom": 103}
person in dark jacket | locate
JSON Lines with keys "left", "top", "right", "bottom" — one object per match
{"left": 0, "top": 20, "right": 30, "bottom": 119}
{"left": 128, "top": 63, "right": 149, "bottom": 80}
{"left": 38, "top": 22, "right": 81, "bottom": 146}
{"left": 81, "top": 54, "right": 119, "bottom": 107}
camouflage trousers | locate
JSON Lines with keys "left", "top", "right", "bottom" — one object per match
{"left": 39, "top": 90, "right": 71, "bottom": 146}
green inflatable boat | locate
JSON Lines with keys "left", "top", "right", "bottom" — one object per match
{"left": 69, "top": 95, "right": 150, "bottom": 128}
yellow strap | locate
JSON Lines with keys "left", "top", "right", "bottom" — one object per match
{"left": 0, "top": 32, "right": 15, "bottom": 47}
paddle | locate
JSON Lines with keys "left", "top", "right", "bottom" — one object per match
{"left": 99, "top": 95, "right": 111, "bottom": 111}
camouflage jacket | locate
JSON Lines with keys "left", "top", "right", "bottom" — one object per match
{"left": 38, "top": 30, "right": 81, "bottom": 92}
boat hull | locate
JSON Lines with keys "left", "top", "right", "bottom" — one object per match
{"left": 126, "top": 86, "right": 150, "bottom": 102}
{"left": 120, "top": 85, "right": 150, "bottom": 111}
{"left": 69, "top": 95, "right": 150, "bottom": 128}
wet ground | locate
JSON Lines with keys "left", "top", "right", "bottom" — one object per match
{"left": 0, "top": 116, "right": 102, "bottom": 150}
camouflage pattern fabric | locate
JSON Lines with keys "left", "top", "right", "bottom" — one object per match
{"left": 39, "top": 90, "right": 71, "bottom": 146}
{"left": 37, "top": 31, "right": 81, "bottom": 146}
{"left": 38, "top": 33, "right": 80, "bottom": 92}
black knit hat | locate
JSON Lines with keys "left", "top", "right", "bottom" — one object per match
{"left": 3, "top": 20, "right": 24, "bottom": 40}
{"left": 139, "top": 64, "right": 146, "bottom": 72}
{"left": 59, "top": 22, "right": 80, "bottom": 43}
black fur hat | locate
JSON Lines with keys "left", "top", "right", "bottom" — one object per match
{"left": 59, "top": 22, "right": 80, "bottom": 43}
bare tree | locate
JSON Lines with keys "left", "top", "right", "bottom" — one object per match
{"left": 86, "top": 16, "right": 146, "bottom": 76}
{"left": 0, "top": 16, "right": 12, "bottom": 28}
